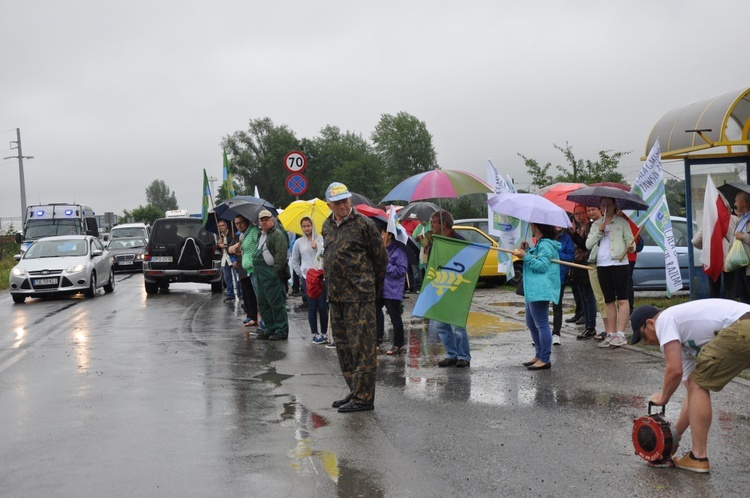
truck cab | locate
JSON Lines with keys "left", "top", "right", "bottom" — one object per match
{"left": 15, "top": 204, "right": 99, "bottom": 255}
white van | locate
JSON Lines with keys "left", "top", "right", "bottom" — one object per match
{"left": 109, "top": 223, "right": 150, "bottom": 244}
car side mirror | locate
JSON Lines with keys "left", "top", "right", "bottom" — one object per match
{"left": 92, "top": 249, "right": 103, "bottom": 257}
{"left": 14, "top": 254, "right": 21, "bottom": 261}
{"left": 14, "top": 233, "right": 22, "bottom": 243}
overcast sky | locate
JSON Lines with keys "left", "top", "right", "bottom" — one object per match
{"left": 2, "top": 0, "right": 748, "bottom": 222}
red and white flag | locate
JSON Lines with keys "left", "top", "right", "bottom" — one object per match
{"left": 700, "top": 175, "right": 730, "bottom": 282}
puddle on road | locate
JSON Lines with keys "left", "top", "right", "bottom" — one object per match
{"left": 281, "top": 399, "right": 340, "bottom": 483}
{"left": 255, "top": 367, "right": 294, "bottom": 387}
{"left": 466, "top": 311, "right": 524, "bottom": 335}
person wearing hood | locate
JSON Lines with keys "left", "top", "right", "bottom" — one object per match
{"left": 291, "top": 216, "right": 328, "bottom": 344}
{"left": 377, "top": 225, "right": 408, "bottom": 355}
{"left": 513, "top": 222, "right": 562, "bottom": 370}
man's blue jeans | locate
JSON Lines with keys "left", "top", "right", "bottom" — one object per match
{"left": 526, "top": 300, "right": 552, "bottom": 363}
{"left": 222, "top": 264, "right": 235, "bottom": 298}
{"left": 433, "top": 320, "right": 471, "bottom": 361}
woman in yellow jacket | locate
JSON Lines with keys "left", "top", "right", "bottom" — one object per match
{"left": 586, "top": 197, "right": 636, "bottom": 348}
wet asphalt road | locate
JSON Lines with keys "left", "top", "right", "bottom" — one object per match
{"left": 1, "top": 274, "right": 749, "bottom": 497}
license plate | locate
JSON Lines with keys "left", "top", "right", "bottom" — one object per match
{"left": 151, "top": 256, "right": 173, "bottom": 263}
{"left": 118, "top": 261, "right": 133, "bottom": 265}
{"left": 33, "top": 278, "right": 58, "bottom": 286}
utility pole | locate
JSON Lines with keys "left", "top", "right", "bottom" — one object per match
{"left": 3, "top": 128, "right": 33, "bottom": 223}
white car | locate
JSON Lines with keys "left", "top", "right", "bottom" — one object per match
{"left": 9, "top": 235, "right": 115, "bottom": 303}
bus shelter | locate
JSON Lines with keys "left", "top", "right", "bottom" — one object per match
{"left": 644, "top": 86, "right": 750, "bottom": 298}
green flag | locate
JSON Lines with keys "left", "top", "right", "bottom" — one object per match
{"left": 201, "top": 169, "right": 210, "bottom": 224}
{"left": 412, "top": 235, "right": 489, "bottom": 327}
{"left": 222, "top": 149, "right": 235, "bottom": 198}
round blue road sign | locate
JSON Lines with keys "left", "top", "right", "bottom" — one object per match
{"left": 286, "top": 173, "right": 308, "bottom": 196}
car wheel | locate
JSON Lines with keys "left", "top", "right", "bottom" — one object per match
{"left": 84, "top": 274, "right": 97, "bottom": 298}
{"left": 104, "top": 268, "right": 115, "bottom": 293}
{"left": 11, "top": 294, "right": 25, "bottom": 304}
{"left": 211, "top": 281, "right": 223, "bottom": 294}
{"left": 509, "top": 261, "right": 523, "bottom": 286}
{"left": 145, "top": 281, "right": 158, "bottom": 294}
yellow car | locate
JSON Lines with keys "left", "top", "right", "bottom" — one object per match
{"left": 452, "top": 225, "right": 519, "bottom": 284}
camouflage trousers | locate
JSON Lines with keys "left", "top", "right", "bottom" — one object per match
{"left": 329, "top": 300, "right": 377, "bottom": 405}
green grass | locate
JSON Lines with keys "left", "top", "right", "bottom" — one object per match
{"left": 0, "top": 238, "right": 20, "bottom": 292}
{"left": 0, "top": 255, "right": 15, "bottom": 291}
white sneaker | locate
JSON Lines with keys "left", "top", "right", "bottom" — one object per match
{"left": 609, "top": 335, "right": 627, "bottom": 347}
{"left": 552, "top": 334, "right": 561, "bottom": 345}
{"left": 598, "top": 334, "right": 614, "bottom": 348}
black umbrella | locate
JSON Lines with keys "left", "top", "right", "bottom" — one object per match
{"left": 350, "top": 192, "right": 375, "bottom": 207}
{"left": 397, "top": 201, "right": 440, "bottom": 222}
{"left": 716, "top": 182, "right": 750, "bottom": 210}
{"left": 566, "top": 185, "right": 648, "bottom": 211}
{"left": 224, "top": 197, "right": 278, "bottom": 224}
{"left": 205, "top": 196, "right": 278, "bottom": 233}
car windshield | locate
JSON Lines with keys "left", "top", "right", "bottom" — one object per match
{"left": 24, "top": 239, "right": 88, "bottom": 259}
{"left": 639, "top": 220, "right": 689, "bottom": 247}
{"left": 111, "top": 227, "right": 147, "bottom": 238}
{"left": 24, "top": 220, "right": 83, "bottom": 239}
{"left": 453, "top": 227, "right": 492, "bottom": 246}
{"left": 109, "top": 239, "right": 145, "bottom": 249}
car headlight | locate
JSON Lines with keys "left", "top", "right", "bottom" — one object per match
{"left": 66, "top": 264, "right": 86, "bottom": 274}
{"left": 136, "top": 254, "right": 144, "bottom": 260}
{"left": 11, "top": 267, "right": 26, "bottom": 277}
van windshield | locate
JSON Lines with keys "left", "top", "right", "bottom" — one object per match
{"left": 24, "top": 220, "right": 83, "bottom": 240}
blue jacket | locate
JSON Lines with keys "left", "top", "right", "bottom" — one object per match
{"left": 556, "top": 230, "right": 575, "bottom": 282}
{"left": 382, "top": 241, "right": 408, "bottom": 300}
{"left": 522, "top": 237, "right": 562, "bottom": 304}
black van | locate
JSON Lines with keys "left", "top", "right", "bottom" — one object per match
{"left": 142, "top": 217, "right": 222, "bottom": 294}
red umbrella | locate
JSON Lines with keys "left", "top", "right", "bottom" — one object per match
{"left": 354, "top": 204, "right": 387, "bottom": 219}
{"left": 535, "top": 182, "right": 587, "bottom": 213}
{"left": 589, "top": 181, "right": 630, "bottom": 191}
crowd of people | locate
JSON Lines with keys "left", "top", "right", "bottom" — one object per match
{"left": 210, "top": 184, "right": 749, "bottom": 474}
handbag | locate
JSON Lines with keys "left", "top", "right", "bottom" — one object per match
{"left": 724, "top": 239, "right": 750, "bottom": 272}
{"left": 515, "top": 275, "right": 524, "bottom": 296}
{"left": 305, "top": 268, "right": 325, "bottom": 299}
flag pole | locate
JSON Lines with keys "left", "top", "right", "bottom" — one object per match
{"left": 618, "top": 222, "right": 646, "bottom": 262}
{"left": 457, "top": 239, "right": 593, "bottom": 270}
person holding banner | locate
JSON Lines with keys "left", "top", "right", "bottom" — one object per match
{"left": 513, "top": 223, "right": 561, "bottom": 370}
{"left": 429, "top": 210, "right": 472, "bottom": 368}
{"left": 586, "top": 197, "right": 636, "bottom": 348}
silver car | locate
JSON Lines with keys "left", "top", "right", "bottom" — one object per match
{"left": 9, "top": 235, "right": 115, "bottom": 303}
{"left": 632, "top": 216, "right": 702, "bottom": 291}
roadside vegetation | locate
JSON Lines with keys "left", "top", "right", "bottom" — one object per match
{"left": 0, "top": 237, "right": 20, "bottom": 292}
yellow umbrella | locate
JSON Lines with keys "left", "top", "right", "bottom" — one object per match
{"left": 277, "top": 198, "right": 331, "bottom": 236}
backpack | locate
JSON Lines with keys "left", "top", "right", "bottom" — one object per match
{"left": 306, "top": 268, "right": 324, "bottom": 299}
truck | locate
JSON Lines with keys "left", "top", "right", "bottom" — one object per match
{"left": 14, "top": 203, "right": 100, "bottom": 254}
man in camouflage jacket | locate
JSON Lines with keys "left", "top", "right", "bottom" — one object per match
{"left": 322, "top": 182, "right": 387, "bottom": 413}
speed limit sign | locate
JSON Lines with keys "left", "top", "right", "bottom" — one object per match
{"left": 284, "top": 151, "right": 307, "bottom": 173}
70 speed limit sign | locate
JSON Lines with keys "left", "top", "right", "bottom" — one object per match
{"left": 284, "top": 151, "right": 307, "bottom": 173}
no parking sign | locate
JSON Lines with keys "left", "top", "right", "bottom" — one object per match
{"left": 286, "top": 173, "right": 308, "bottom": 196}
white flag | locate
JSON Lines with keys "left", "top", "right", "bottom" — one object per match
{"left": 625, "top": 140, "right": 683, "bottom": 296}
{"left": 486, "top": 160, "right": 520, "bottom": 278}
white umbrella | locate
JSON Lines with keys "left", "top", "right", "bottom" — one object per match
{"left": 488, "top": 193, "right": 571, "bottom": 228}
